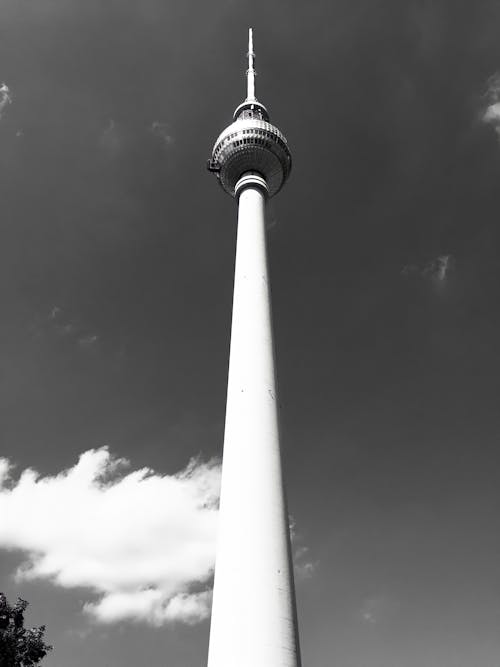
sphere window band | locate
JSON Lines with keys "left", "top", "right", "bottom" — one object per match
{"left": 209, "top": 119, "right": 292, "bottom": 198}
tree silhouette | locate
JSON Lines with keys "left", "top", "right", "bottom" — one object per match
{"left": 0, "top": 594, "right": 52, "bottom": 667}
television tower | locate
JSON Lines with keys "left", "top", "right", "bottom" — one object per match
{"left": 207, "top": 29, "right": 301, "bottom": 667}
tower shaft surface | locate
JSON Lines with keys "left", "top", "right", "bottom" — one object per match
{"left": 207, "top": 180, "right": 301, "bottom": 667}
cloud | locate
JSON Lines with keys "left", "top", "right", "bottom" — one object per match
{"left": 49, "top": 305, "right": 77, "bottom": 337}
{"left": 85, "top": 589, "right": 212, "bottom": 626}
{"left": 402, "top": 254, "right": 453, "bottom": 283}
{"left": 78, "top": 334, "right": 99, "bottom": 348}
{"left": 481, "top": 73, "right": 500, "bottom": 138}
{"left": 289, "top": 517, "right": 317, "bottom": 581}
{"left": 100, "top": 119, "right": 122, "bottom": 157}
{"left": 359, "top": 595, "right": 399, "bottom": 625}
{"left": 0, "top": 449, "right": 310, "bottom": 625}
{"left": 49, "top": 306, "right": 61, "bottom": 320}
{"left": 57, "top": 323, "right": 77, "bottom": 336}
{"left": 46, "top": 306, "right": 99, "bottom": 351}
{"left": 0, "top": 82, "right": 12, "bottom": 119}
{"left": 423, "top": 254, "right": 452, "bottom": 282}
{"left": 150, "top": 121, "right": 174, "bottom": 147}
{"left": 0, "top": 449, "right": 221, "bottom": 626}
{"left": 293, "top": 545, "right": 317, "bottom": 581}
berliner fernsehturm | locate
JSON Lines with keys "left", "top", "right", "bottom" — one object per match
{"left": 206, "top": 29, "right": 301, "bottom": 667}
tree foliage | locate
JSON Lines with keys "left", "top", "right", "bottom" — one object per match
{"left": 0, "top": 594, "right": 52, "bottom": 667}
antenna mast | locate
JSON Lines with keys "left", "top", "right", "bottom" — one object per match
{"left": 246, "top": 27, "right": 256, "bottom": 101}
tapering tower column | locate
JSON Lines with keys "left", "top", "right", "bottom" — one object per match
{"left": 207, "top": 30, "right": 300, "bottom": 667}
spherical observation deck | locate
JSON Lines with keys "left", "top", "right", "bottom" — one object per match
{"left": 208, "top": 108, "right": 292, "bottom": 199}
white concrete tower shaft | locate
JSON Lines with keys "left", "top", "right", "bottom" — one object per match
{"left": 207, "top": 30, "right": 299, "bottom": 667}
{"left": 207, "top": 175, "right": 301, "bottom": 667}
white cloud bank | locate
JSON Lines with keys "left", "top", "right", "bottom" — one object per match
{"left": 0, "top": 448, "right": 220, "bottom": 626}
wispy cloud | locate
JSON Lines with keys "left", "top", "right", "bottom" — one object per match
{"left": 481, "top": 73, "right": 500, "bottom": 138}
{"left": 293, "top": 545, "right": 317, "bottom": 580}
{"left": 423, "top": 254, "right": 452, "bottom": 282}
{"left": 359, "top": 595, "right": 399, "bottom": 625}
{"left": 47, "top": 306, "right": 99, "bottom": 350}
{"left": 100, "top": 119, "right": 122, "bottom": 157}
{"left": 0, "top": 83, "right": 12, "bottom": 119}
{"left": 402, "top": 254, "right": 453, "bottom": 283}
{"left": 151, "top": 121, "right": 174, "bottom": 147}
{"left": 289, "top": 517, "right": 317, "bottom": 581}
{"left": 98, "top": 119, "right": 174, "bottom": 157}
{"left": 78, "top": 334, "right": 99, "bottom": 349}
{"left": 0, "top": 449, "right": 221, "bottom": 626}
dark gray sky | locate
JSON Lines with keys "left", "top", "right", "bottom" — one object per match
{"left": 1, "top": 1, "right": 500, "bottom": 666}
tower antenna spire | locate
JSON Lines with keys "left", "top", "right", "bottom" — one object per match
{"left": 246, "top": 27, "right": 256, "bottom": 101}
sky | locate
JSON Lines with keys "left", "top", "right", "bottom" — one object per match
{"left": 1, "top": 0, "right": 500, "bottom": 665}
